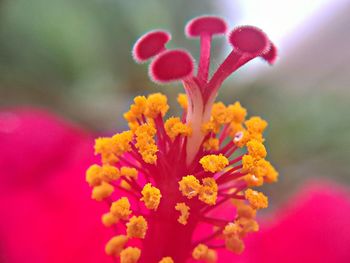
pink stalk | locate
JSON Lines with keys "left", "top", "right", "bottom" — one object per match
{"left": 205, "top": 26, "right": 277, "bottom": 103}
{"left": 185, "top": 16, "right": 227, "bottom": 84}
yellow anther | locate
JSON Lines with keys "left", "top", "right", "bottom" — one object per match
{"left": 135, "top": 124, "right": 158, "bottom": 164}
{"left": 223, "top": 222, "right": 242, "bottom": 238}
{"left": 164, "top": 117, "right": 192, "bottom": 140}
{"left": 237, "top": 217, "right": 259, "bottom": 235}
{"left": 223, "top": 221, "right": 247, "bottom": 252}
{"left": 94, "top": 131, "right": 133, "bottom": 164}
{"left": 242, "top": 154, "right": 255, "bottom": 173}
{"left": 192, "top": 244, "right": 217, "bottom": 262}
{"left": 102, "top": 212, "right": 117, "bottom": 227}
{"left": 120, "top": 247, "right": 141, "bottom": 263}
{"left": 236, "top": 202, "right": 257, "bottom": 219}
{"left": 201, "top": 121, "right": 221, "bottom": 134}
{"left": 175, "top": 202, "right": 190, "bottom": 225}
{"left": 123, "top": 96, "right": 147, "bottom": 123}
{"left": 199, "top": 154, "right": 229, "bottom": 173}
{"left": 120, "top": 180, "right": 131, "bottom": 190}
{"left": 145, "top": 93, "right": 169, "bottom": 119}
{"left": 246, "top": 140, "right": 267, "bottom": 159}
{"left": 92, "top": 181, "right": 114, "bottom": 201}
{"left": 234, "top": 130, "right": 251, "bottom": 148}
{"left": 120, "top": 166, "right": 138, "bottom": 179}
{"left": 159, "top": 256, "right": 174, "bottom": 263}
{"left": 227, "top": 102, "right": 247, "bottom": 123}
{"left": 101, "top": 165, "right": 120, "bottom": 181}
{"left": 177, "top": 93, "right": 188, "bottom": 110}
{"left": 94, "top": 137, "right": 113, "bottom": 156}
{"left": 86, "top": 164, "right": 103, "bottom": 187}
{"left": 199, "top": 177, "right": 218, "bottom": 205}
{"left": 244, "top": 173, "right": 264, "bottom": 187}
{"left": 245, "top": 116, "right": 268, "bottom": 134}
{"left": 245, "top": 189, "right": 268, "bottom": 209}
{"left": 110, "top": 197, "right": 132, "bottom": 221}
{"left": 105, "top": 235, "right": 128, "bottom": 257}
{"left": 229, "top": 122, "right": 244, "bottom": 136}
{"left": 140, "top": 183, "right": 162, "bottom": 211}
{"left": 264, "top": 161, "right": 279, "bottom": 183}
{"left": 211, "top": 102, "right": 230, "bottom": 124}
{"left": 202, "top": 137, "right": 219, "bottom": 151}
{"left": 126, "top": 216, "right": 148, "bottom": 239}
{"left": 111, "top": 131, "right": 134, "bottom": 156}
{"left": 225, "top": 235, "right": 245, "bottom": 254}
{"left": 178, "top": 175, "right": 201, "bottom": 199}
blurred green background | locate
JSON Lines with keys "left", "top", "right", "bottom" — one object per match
{"left": 1, "top": 0, "right": 349, "bottom": 207}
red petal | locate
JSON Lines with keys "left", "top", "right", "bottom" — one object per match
{"left": 186, "top": 16, "right": 227, "bottom": 37}
{"left": 149, "top": 49, "right": 194, "bottom": 83}
{"left": 132, "top": 30, "right": 171, "bottom": 63}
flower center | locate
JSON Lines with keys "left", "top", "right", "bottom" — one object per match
{"left": 86, "top": 15, "right": 278, "bottom": 263}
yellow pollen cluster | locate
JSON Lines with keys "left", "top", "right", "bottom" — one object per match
{"left": 92, "top": 181, "right": 114, "bottom": 201}
{"left": 177, "top": 93, "right": 188, "bottom": 110}
{"left": 223, "top": 200, "right": 259, "bottom": 254}
{"left": 199, "top": 154, "right": 229, "bottom": 173}
{"left": 178, "top": 175, "right": 201, "bottom": 199}
{"left": 120, "top": 247, "right": 141, "bottom": 263}
{"left": 223, "top": 223, "right": 245, "bottom": 254}
{"left": 110, "top": 197, "right": 132, "bottom": 221}
{"left": 233, "top": 200, "right": 257, "bottom": 219}
{"left": 245, "top": 116, "right": 267, "bottom": 141}
{"left": 141, "top": 183, "right": 162, "bottom": 210}
{"left": 164, "top": 117, "right": 192, "bottom": 140}
{"left": 202, "top": 101, "right": 247, "bottom": 134}
{"left": 192, "top": 244, "right": 217, "bottom": 262}
{"left": 227, "top": 102, "right": 247, "bottom": 123}
{"left": 245, "top": 189, "right": 268, "bottom": 209}
{"left": 126, "top": 215, "right": 148, "bottom": 239}
{"left": 135, "top": 123, "right": 158, "bottom": 164}
{"left": 202, "top": 137, "right": 219, "bottom": 151}
{"left": 94, "top": 131, "right": 133, "bottom": 165}
{"left": 86, "top": 164, "right": 120, "bottom": 201}
{"left": 159, "top": 257, "right": 174, "bottom": 263}
{"left": 145, "top": 93, "right": 169, "bottom": 119}
{"left": 87, "top": 89, "right": 278, "bottom": 261}
{"left": 105, "top": 235, "right": 128, "bottom": 257}
{"left": 179, "top": 176, "right": 218, "bottom": 206}
{"left": 199, "top": 177, "right": 218, "bottom": 205}
{"left": 124, "top": 93, "right": 169, "bottom": 131}
{"left": 242, "top": 153, "right": 278, "bottom": 186}
{"left": 102, "top": 197, "right": 132, "bottom": 227}
{"left": 86, "top": 164, "right": 120, "bottom": 187}
{"left": 123, "top": 96, "right": 147, "bottom": 124}
{"left": 246, "top": 139, "right": 267, "bottom": 159}
{"left": 121, "top": 167, "right": 138, "bottom": 179}
{"left": 175, "top": 202, "right": 190, "bottom": 225}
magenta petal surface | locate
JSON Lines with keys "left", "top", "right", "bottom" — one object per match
{"left": 0, "top": 107, "right": 112, "bottom": 263}
{"left": 222, "top": 181, "right": 350, "bottom": 263}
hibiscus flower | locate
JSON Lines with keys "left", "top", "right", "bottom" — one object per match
{"left": 1, "top": 15, "right": 349, "bottom": 263}
{"left": 0, "top": 108, "right": 349, "bottom": 263}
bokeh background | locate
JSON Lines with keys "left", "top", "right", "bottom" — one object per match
{"left": 1, "top": 0, "right": 349, "bottom": 209}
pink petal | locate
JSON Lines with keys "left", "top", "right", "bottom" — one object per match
{"left": 220, "top": 181, "right": 350, "bottom": 263}
{"left": 0, "top": 108, "right": 112, "bottom": 263}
